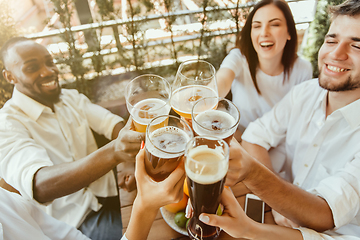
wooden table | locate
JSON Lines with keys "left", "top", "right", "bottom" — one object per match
{"left": 120, "top": 183, "right": 275, "bottom": 240}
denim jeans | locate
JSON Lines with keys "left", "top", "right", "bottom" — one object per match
{"left": 78, "top": 196, "right": 122, "bottom": 240}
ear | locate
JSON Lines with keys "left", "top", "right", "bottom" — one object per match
{"left": 2, "top": 69, "right": 17, "bottom": 85}
{"left": 287, "top": 33, "right": 291, "bottom": 41}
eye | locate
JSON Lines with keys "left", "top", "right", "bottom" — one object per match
{"left": 25, "top": 64, "right": 40, "bottom": 73}
{"left": 325, "top": 39, "right": 337, "bottom": 45}
{"left": 351, "top": 44, "right": 360, "bottom": 50}
{"left": 252, "top": 24, "right": 261, "bottom": 29}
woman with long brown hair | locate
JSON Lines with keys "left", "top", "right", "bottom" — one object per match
{"left": 217, "top": 0, "right": 312, "bottom": 135}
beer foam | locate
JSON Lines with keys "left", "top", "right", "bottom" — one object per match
{"left": 193, "top": 110, "right": 236, "bottom": 138}
{"left": 185, "top": 146, "right": 228, "bottom": 184}
{"left": 146, "top": 126, "right": 190, "bottom": 158}
{"left": 131, "top": 98, "right": 170, "bottom": 125}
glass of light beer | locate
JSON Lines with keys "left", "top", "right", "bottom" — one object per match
{"left": 170, "top": 60, "right": 218, "bottom": 123}
{"left": 125, "top": 74, "right": 171, "bottom": 132}
{"left": 192, "top": 97, "right": 240, "bottom": 145}
{"left": 185, "top": 136, "right": 229, "bottom": 240}
{"left": 145, "top": 115, "right": 193, "bottom": 182}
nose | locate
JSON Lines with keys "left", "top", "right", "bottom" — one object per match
{"left": 260, "top": 25, "right": 270, "bottom": 37}
{"left": 329, "top": 42, "right": 348, "bottom": 61}
{"left": 40, "top": 65, "right": 56, "bottom": 78}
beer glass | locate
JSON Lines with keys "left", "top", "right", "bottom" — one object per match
{"left": 145, "top": 115, "right": 193, "bottom": 182}
{"left": 170, "top": 60, "right": 218, "bottom": 122}
{"left": 125, "top": 74, "right": 171, "bottom": 132}
{"left": 192, "top": 97, "right": 240, "bottom": 145}
{"left": 185, "top": 136, "right": 229, "bottom": 240}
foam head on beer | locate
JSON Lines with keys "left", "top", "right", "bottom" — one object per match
{"left": 185, "top": 137, "right": 229, "bottom": 185}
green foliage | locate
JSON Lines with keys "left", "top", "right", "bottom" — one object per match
{"left": 303, "top": 0, "right": 344, "bottom": 78}
{"left": 0, "top": 0, "right": 19, "bottom": 108}
{"left": 96, "top": 0, "right": 116, "bottom": 20}
{"left": 49, "top": 0, "right": 91, "bottom": 97}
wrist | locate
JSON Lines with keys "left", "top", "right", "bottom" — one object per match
{"left": 133, "top": 196, "right": 159, "bottom": 217}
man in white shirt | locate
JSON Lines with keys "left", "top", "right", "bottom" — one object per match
{"left": 222, "top": 0, "right": 360, "bottom": 239}
{"left": 0, "top": 148, "right": 186, "bottom": 240}
{"left": 0, "top": 38, "right": 144, "bottom": 240}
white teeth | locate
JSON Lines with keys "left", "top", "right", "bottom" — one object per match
{"left": 260, "top": 42, "right": 274, "bottom": 47}
{"left": 42, "top": 80, "right": 56, "bottom": 87}
{"left": 327, "top": 65, "right": 347, "bottom": 72}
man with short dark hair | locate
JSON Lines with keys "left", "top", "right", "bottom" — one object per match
{"left": 0, "top": 37, "right": 144, "bottom": 240}
{"left": 221, "top": 0, "right": 360, "bottom": 238}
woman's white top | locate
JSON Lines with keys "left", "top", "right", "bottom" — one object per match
{"left": 219, "top": 48, "right": 313, "bottom": 132}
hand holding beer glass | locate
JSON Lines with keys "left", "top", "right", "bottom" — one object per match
{"left": 192, "top": 97, "right": 240, "bottom": 145}
{"left": 145, "top": 115, "right": 193, "bottom": 182}
{"left": 185, "top": 136, "right": 229, "bottom": 240}
{"left": 170, "top": 60, "right": 218, "bottom": 125}
{"left": 125, "top": 74, "right": 171, "bottom": 132}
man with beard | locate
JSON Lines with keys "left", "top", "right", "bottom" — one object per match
{"left": 218, "top": 0, "right": 360, "bottom": 238}
{"left": 0, "top": 37, "right": 144, "bottom": 240}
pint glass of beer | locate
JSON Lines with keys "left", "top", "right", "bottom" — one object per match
{"left": 170, "top": 60, "right": 218, "bottom": 121}
{"left": 185, "top": 136, "right": 229, "bottom": 240}
{"left": 125, "top": 74, "right": 171, "bottom": 132}
{"left": 192, "top": 97, "right": 240, "bottom": 145}
{"left": 145, "top": 115, "right": 193, "bottom": 182}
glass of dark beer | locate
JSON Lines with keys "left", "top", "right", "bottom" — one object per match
{"left": 185, "top": 136, "right": 229, "bottom": 240}
{"left": 192, "top": 97, "right": 240, "bottom": 145}
{"left": 145, "top": 115, "right": 193, "bottom": 182}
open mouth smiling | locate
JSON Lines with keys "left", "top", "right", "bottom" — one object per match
{"left": 326, "top": 64, "right": 350, "bottom": 73}
{"left": 260, "top": 42, "right": 274, "bottom": 48}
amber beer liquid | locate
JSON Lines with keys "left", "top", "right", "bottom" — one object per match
{"left": 193, "top": 110, "right": 237, "bottom": 145}
{"left": 130, "top": 98, "right": 171, "bottom": 133}
{"left": 170, "top": 85, "right": 218, "bottom": 119}
{"left": 185, "top": 140, "right": 228, "bottom": 240}
{"left": 145, "top": 126, "right": 190, "bottom": 182}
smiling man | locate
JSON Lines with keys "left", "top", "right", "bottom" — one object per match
{"left": 222, "top": 0, "right": 360, "bottom": 238}
{"left": 0, "top": 38, "right": 144, "bottom": 240}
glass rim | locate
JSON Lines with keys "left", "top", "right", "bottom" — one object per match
{"left": 191, "top": 97, "right": 240, "bottom": 132}
{"left": 125, "top": 74, "right": 171, "bottom": 112}
{"left": 185, "top": 135, "right": 230, "bottom": 165}
{"left": 146, "top": 114, "right": 193, "bottom": 155}
{"left": 177, "top": 59, "right": 216, "bottom": 82}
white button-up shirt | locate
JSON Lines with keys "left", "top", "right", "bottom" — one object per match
{"left": 0, "top": 88, "right": 123, "bottom": 227}
{"left": 0, "top": 187, "right": 90, "bottom": 240}
{"left": 242, "top": 79, "right": 360, "bottom": 237}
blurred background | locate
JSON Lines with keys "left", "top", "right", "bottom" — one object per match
{"left": 0, "top": 0, "right": 343, "bottom": 111}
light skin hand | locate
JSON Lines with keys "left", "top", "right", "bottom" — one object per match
{"left": 225, "top": 140, "right": 334, "bottom": 232}
{"left": 199, "top": 188, "right": 303, "bottom": 240}
{"left": 124, "top": 149, "right": 186, "bottom": 240}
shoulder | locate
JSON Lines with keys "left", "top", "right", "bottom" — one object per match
{"left": 293, "top": 56, "right": 312, "bottom": 71}
{"left": 60, "top": 88, "right": 91, "bottom": 105}
{"left": 292, "top": 79, "right": 321, "bottom": 97}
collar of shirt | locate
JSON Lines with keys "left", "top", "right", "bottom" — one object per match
{"left": 12, "top": 87, "right": 53, "bottom": 121}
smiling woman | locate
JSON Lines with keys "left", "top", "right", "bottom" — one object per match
{"left": 215, "top": 0, "right": 313, "bottom": 173}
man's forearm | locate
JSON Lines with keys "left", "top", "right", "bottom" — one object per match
{"left": 241, "top": 140, "right": 274, "bottom": 171}
{"left": 33, "top": 141, "right": 119, "bottom": 203}
{"left": 244, "top": 160, "right": 334, "bottom": 232}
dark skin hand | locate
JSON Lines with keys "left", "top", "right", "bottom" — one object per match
{"left": 33, "top": 118, "right": 144, "bottom": 203}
